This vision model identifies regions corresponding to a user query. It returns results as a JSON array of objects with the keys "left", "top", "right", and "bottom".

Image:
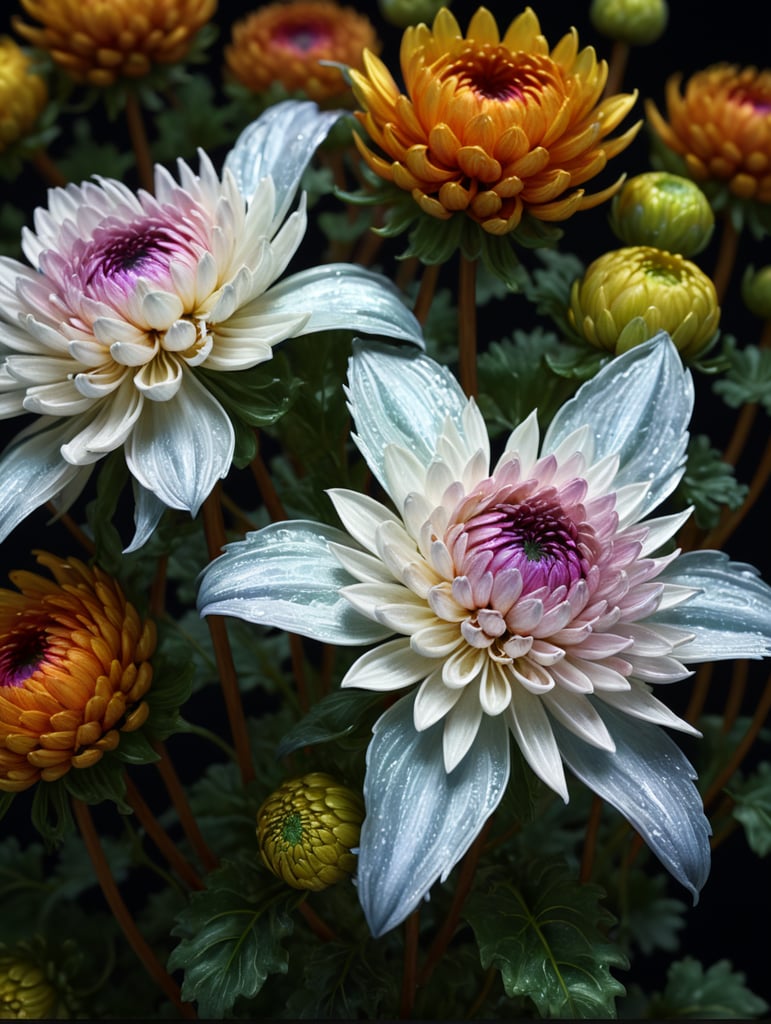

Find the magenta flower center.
[
  {"left": 273, "top": 19, "right": 332, "bottom": 55},
  {"left": 0, "top": 625, "right": 48, "bottom": 688}
]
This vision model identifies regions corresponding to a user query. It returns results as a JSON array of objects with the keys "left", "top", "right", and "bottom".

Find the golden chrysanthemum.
[
  {"left": 0, "top": 552, "right": 156, "bottom": 793},
  {"left": 646, "top": 64, "right": 771, "bottom": 204},
  {"left": 12, "top": 0, "right": 217, "bottom": 88},
  {"left": 257, "top": 772, "right": 364, "bottom": 891},
  {"left": 0, "top": 36, "right": 47, "bottom": 154},
  {"left": 225, "top": 1, "right": 379, "bottom": 104},
  {"left": 0, "top": 947, "right": 59, "bottom": 1020},
  {"left": 568, "top": 244, "right": 720, "bottom": 358},
  {"left": 350, "top": 6, "right": 641, "bottom": 236}
]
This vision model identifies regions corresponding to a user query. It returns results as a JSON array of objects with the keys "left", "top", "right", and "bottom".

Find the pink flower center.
[
  {"left": 0, "top": 625, "right": 48, "bottom": 688},
  {"left": 272, "top": 19, "right": 332, "bottom": 55}
]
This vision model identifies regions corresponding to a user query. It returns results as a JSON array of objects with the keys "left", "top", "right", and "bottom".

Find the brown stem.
[
  {"left": 45, "top": 504, "right": 96, "bottom": 555},
  {"left": 31, "top": 148, "right": 67, "bottom": 188},
  {"left": 579, "top": 795, "right": 604, "bottom": 884},
  {"left": 153, "top": 741, "right": 220, "bottom": 873},
  {"left": 395, "top": 255, "right": 420, "bottom": 293},
  {"left": 201, "top": 488, "right": 256, "bottom": 786},
  {"left": 417, "top": 816, "right": 493, "bottom": 987},
  {"left": 466, "top": 966, "right": 497, "bottom": 1018},
  {"left": 458, "top": 255, "right": 478, "bottom": 399},
  {"left": 684, "top": 662, "right": 714, "bottom": 725},
  {"left": 712, "top": 214, "right": 740, "bottom": 305},
  {"left": 703, "top": 669, "right": 771, "bottom": 809},
  {"left": 603, "top": 40, "right": 631, "bottom": 99},
  {"left": 352, "top": 222, "right": 385, "bottom": 268},
  {"left": 721, "top": 319, "right": 771, "bottom": 466},
  {"left": 124, "top": 775, "right": 204, "bottom": 890},
  {"left": 413, "top": 262, "right": 441, "bottom": 326},
  {"left": 125, "top": 91, "right": 155, "bottom": 194},
  {"left": 297, "top": 898, "right": 340, "bottom": 942},
  {"left": 701, "top": 433, "right": 771, "bottom": 550},
  {"left": 722, "top": 660, "right": 748, "bottom": 735},
  {"left": 250, "top": 436, "right": 287, "bottom": 522},
  {"left": 399, "top": 909, "right": 421, "bottom": 1020},
  {"left": 72, "top": 798, "right": 196, "bottom": 1018}
]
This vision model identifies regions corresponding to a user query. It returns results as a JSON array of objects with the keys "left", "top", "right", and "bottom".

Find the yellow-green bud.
[
  {"left": 610, "top": 172, "right": 714, "bottom": 256},
  {"left": 0, "top": 37, "right": 48, "bottom": 154},
  {"left": 257, "top": 772, "right": 364, "bottom": 891},
  {"left": 377, "top": 0, "right": 452, "bottom": 28},
  {"left": 741, "top": 265, "right": 771, "bottom": 320},
  {"left": 0, "top": 948, "right": 60, "bottom": 1020},
  {"left": 590, "top": 0, "right": 668, "bottom": 45},
  {"left": 569, "top": 245, "right": 720, "bottom": 358}
]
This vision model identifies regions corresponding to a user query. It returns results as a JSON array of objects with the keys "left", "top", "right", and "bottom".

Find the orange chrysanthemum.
[
  {"left": 350, "top": 6, "right": 641, "bottom": 236},
  {"left": 0, "top": 553, "right": 156, "bottom": 793},
  {"left": 646, "top": 64, "right": 771, "bottom": 204},
  {"left": 12, "top": 0, "right": 217, "bottom": 88},
  {"left": 225, "top": 1, "right": 379, "bottom": 104}
]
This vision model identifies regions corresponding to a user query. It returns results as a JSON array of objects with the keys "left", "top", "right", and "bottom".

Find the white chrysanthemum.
[
  {"left": 0, "top": 101, "right": 424, "bottom": 547},
  {"left": 198, "top": 334, "right": 771, "bottom": 937}
]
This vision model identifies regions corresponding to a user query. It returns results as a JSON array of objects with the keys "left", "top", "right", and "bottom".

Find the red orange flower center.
[
  {"left": 437, "top": 47, "right": 560, "bottom": 105},
  {"left": 272, "top": 19, "right": 332, "bottom": 55}
]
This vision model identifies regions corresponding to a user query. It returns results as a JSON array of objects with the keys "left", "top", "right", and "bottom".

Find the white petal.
[
  {"left": 596, "top": 680, "right": 700, "bottom": 736},
  {"left": 327, "top": 488, "right": 400, "bottom": 557},
  {"left": 342, "top": 636, "right": 434, "bottom": 692},
  {"left": 542, "top": 689, "right": 615, "bottom": 750},
  {"left": 506, "top": 689, "right": 568, "bottom": 801},
  {"left": 414, "top": 666, "right": 464, "bottom": 730},
  {"left": 443, "top": 684, "right": 485, "bottom": 772},
  {"left": 497, "top": 409, "right": 540, "bottom": 475}
]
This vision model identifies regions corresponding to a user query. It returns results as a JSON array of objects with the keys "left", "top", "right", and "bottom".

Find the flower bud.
[
  {"left": 377, "top": 0, "right": 451, "bottom": 28},
  {"left": 590, "top": 0, "right": 668, "bottom": 45},
  {"left": 741, "top": 265, "right": 771, "bottom": 320},
  {"left": 569, "top": 245, "right": 720, "bottom": 358},
  {"left": 257, "top": 773, "right": 364, "bottom": 891},
  {"left": 0, "top": 948, "right": 59, "bottom": 1019},
  {"left": 0, "top": 36, "right": 47, "bottom": 153},
  {"left": 610, "top": 172, "right": 714, "bottom": 256}
]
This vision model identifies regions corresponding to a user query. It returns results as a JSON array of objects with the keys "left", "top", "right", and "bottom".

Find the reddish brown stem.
[
  {"left": 250, "top": 436, "right": 287, "bottom": 522},
  {"left": 604, "top": 39, "right": 631, "bottom": 99},
  {"left": 712, "top": 214, "right": 740, "bottom": 305},
  {"left": 399, "top": 910, "right": 421, "bottom": 1020},
  {"left": 45, "top": 504, "right": 96, "bottom": 555},
  {"left": 702, "top": 433, "right": 771, "bottom": 550},
  {"left": 154, "top": 740, "right": 220, "bottom": 873},
  {"left": 125, "top": 91, "right": 155, "bottom": 194},
  {"left": 413, "top": 262, "right": 441, "bottom": 326},
  {"left": 297, "top": 899, "right": 339, "bottom": 942},
  {"left": 580, "top": 795, "right": 604, "bottom": 884},
  {"left": 684, "top": 662, "right": 714, "bottom": 725},
  {"left": 31, "top": 148, "right": 67, "bottom": 188},
  {"left": 125, "top": 775, "right": 204, "bottom": 890},
  {"left": 703, "top": 670, "right": 771, "bottom": 809},
  {"left": 72, "top": 798, "right": 196, "bottom": 1018}
]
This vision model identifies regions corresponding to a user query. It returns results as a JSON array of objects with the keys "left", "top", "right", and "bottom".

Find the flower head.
[
  {"left": 225, "top": 1, "right": 379, "bottom": 104},
  {"left": 0, "top": 944, "right": 59, "bottom": 1019},
  {"left": 0, "top": 36, "right": 48, "bottom": 155},
  {"left": 0, "top": 101, "right": 424, "bottom": 547},
  {"left": 589, "top": 0, "right": 668, "bottom": 47},
  {"left": 569, "top": 245, "right": 720, "bottom": 357},
  {"left": 742, "top": 264, "right": 771, "bottom": 320},
  {"left": 0, "top": 552, "right": 155, "bottom": 793},
  {"left": 12, "top": 0, "right": 217, "bottom": 88},
  {"left": 257, "top": 772, "right": 364, "bottom": 890},
  {"left": 350, "top": 6, "right": 640, "bottom": 238},
  {"left": 377, "top": 0, "right": 451, "bottom": 30},
  {"left": 200, "top": 334, "right": 771, "bottom": 935},
  {"left": 609, "top": 172, "right": 714, "bottom": 256}
]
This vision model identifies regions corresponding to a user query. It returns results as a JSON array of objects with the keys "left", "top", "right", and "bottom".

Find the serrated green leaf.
[
  {"left": 713, "top": 338, "right": 771, "bottom": 412},
  {"left": 678, "top": 434, "right": 749, "bottom": 529},
  {"left": 63, "top": 753, "right": 130, "bottom": 813},
  {"left": 276, "top": 690, "right": 384, "bottom": 759},
  {"left": 465, "top": 859, "right": 627, "bottom": 1019},
  {"left": 285, "top": 940, "right": 398, "bottom": 1019},
  {"left": 648, "top": 957, "right": 769, "bottom": 1019},
  {"left": 613, "top": 869, "right": 687, "bottom": 956},
  {"left": 730, "top": 761, "right": 771, "bottom": 856},
  {"left": 168, "top": 860, "right": 295, "bottom": 1017}
]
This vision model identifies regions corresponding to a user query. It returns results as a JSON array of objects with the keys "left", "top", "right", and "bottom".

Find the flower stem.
[
  {"left": 153, "top": 740, "right": 220, "bottom": 873},
  {"left": 250, "top": 434, "right": 287, "bottom": 521},
  {"left": 458, "top": 255, "right": 478, "bottom": 399},
  {"left": 297, "top": 898, "right": 340, "bottom": 942},
  {"left": 72, "top": 798, "right": 197, "bottom": 1019},
  {"left": 201, "top": 487, "right": 256, "bottom": 786},
  {"left": 579, "top": 795, "right": 604, "bottom": 883},
  {"left": 722, "top": 659, "right": 748, "bottom": 735},
  {"left": 702, "top": 432, "right": 771, "bottom": 550},
  {"left": 466, "top": 966, "right": 497, "bottom": 1018},
  {"left": 45, "top": 504, "right": 96, "bottom": 555},
  {"left": 124, "top": 774, "right": 205, "bottom": 890},
  {"left": 711, "top": 214, "right": 740, "bottom": 304},
  {"left": 722, "top": 319, "right": 771, "bottom": 466},
  {"left": 399, "top": 909, "right": 421, "bottom": 1020},
  {"left": 684, "top": 661, "right": 714, "bottom": 724},
  {"left": 703, "top": 669, "right": 771, "bottom": 809},
  {"left": 604, "top": 39, "right": 630, "bottom": 98},
  {"left": 413, "top": 262, "right": 441, "bottom": 325},
  {"left": 31, "top": 148, "right": 67, "bottom": 188},
  {"left": 125, "top": 90, "right": 155, "bottom": 194}
]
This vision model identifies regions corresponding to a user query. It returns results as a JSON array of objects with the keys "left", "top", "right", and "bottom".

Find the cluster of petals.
[
  {"left": 646, "top": 64, "right": 771, "bottom": 204},
  {"left": 0, "top": 552, "right": 156, "bottom": 792},
  {"left": 199, "top": 333, "right": 771, "bottom": 936},
  {"left": 13, "top": 0, "right": 216, "bottom": 88},
  {"left": 0, "top": 101, "right": 424, "bottom": 548},
  {"left": 350, "top": 6, "right": 640, "bottom": 234},
  {"left": 226, "top": 1, "right": 379, "bottom": 104}
]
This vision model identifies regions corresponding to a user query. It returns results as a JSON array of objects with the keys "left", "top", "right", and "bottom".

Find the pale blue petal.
[
  {"left": 123, "top": 480, "right": 166, "bottom": 554},
  {"left": 125, "top": 369, "right": 234, "bottom": 516},
  {"left": 197, "top": 521, "right": 393, "bottom": 645},
  {"left": 552, "top": 701, "right": 710, "bottom": 901},
  {"left": 347, "top": 340, "right": 467, "bottom": 494},
  {"left": 649, "top": 550, "right": 771, "bottom": 661},
  {"left": 223, "top": 100, "right": 344, "bottom": 223},
  {"left": 543, "top": 333, "right": 693, "bottom": 519},
  {"left": 357, "top": 692, "right": 510, "bottom": 937},
  {"left": 0, "top": 417, "right": 91, "bottom": 543},
  {"left": 258, "top": 265, "right": 424, "bottom": 348}
]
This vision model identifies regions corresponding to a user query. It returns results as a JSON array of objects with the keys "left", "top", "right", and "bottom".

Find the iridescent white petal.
[
  {"left": 506, "top": 689, "right": 569, "bottom": 801},
  {"left": 124, "top": 480, "right": 167, "bottom": 554},
  {"left": 197, "top": 521, "right": 391, "bottom": 644},
  {"left": 553, "top": 702, "right": 711, "bottom": 901},
  {"left": 341, "top": 637, "right": 434, "bottom": 692},
  {"left": 358, "top": 692, "right": 510, "bottom": 936}
]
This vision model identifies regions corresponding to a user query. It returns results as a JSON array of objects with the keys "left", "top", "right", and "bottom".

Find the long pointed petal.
[
  {"left": 552, "top": 701, "right": 711, "bottom": 901},
  {"left": 543, "top": 333, "right": 693, "bottom": 520},
  {"left": 358, "top": 692, "right": 510, "bottom": 937},
  {"left": 124, "top": 480, "right": 166, "bottom": 554},
  {"left": 197, "top": 521, "right": 393, "bottom": 645}
]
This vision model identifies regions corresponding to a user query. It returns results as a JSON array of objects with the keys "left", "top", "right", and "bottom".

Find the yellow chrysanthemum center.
[
  {"left": 13, "top": 0, "right": 217, "bottom": 87},
  {"left": 351, "top": 5, "right": 641, "bottom": 235},
  {"left": 569, "top": 245, "right": 720, "bottom": 357},
  {"left": 0, "top": 36, "right": 47, "bottom": 153},
  {"left": 225, "top": 1, "right": 379, "bottom": 104},
  {"left": 0, "top": 552, "right": 156, "bottom": 792},
  {"left": 646, "top": 63, "right": 771, "bottom": 203},
  {"left": 257, "top": 772, "right": 364, "bottom": 891}
]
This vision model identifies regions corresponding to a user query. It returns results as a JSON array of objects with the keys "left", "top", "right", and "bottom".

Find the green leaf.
[
  {"left": 276, "top": 690, "right": 384, "bottom": 759},
  {"left": 85, "top": 451, "right": 131, "bottom": 575},
  {"left": 647, "top": 957, "right": 769, "bottom": 1019},
  {"left": 186, "top": 760, "right": 266, "bottom": 861},
  {"left": 713, "top": 337, "right": 771, "bottom": 413},
  {"left": 464, "top": 859, "right": 627, "bottom": 1019},
  {"left": 168, "top": 860, "right": 295, "bottom": 1017},
  {"left": 678, "top": 434, "right": 748, "bottom": 529},
  {"left": 730, "top": 761, "right": 771, "bottom": 856},
  {"left": 284, "top": 939, "right": 398, "bottom": 1019},
  {"left": 613, "top": 869, "right": 687, "bottom": 956},
  {"left": 142, "top": 650, "right": 195, "bottom": 741}
]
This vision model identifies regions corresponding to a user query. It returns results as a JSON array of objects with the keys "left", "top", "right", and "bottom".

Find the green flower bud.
[
  {"left": 377, "top": 0, "right": 452, "bottom": 29},
  {"left": 589, "top": 0, "right": 668, "bottom": 45},
  {"left": 257, "top": 772, "right": 364, "bottom": 891},
  {"left": 610, "top": 172, "right": 715, "bottom": 256},
  {"left": 741, "top": 265, "right": 771, "bottom": 320},
  {"left": 0, "top": 37, "right": 48, "bottom": 154},
  {"left": 569, "top": 245, "right": 720, "bottom": 358},
  {"left": 0, "top": 946, "right": 60, "bottom": 1020}
]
